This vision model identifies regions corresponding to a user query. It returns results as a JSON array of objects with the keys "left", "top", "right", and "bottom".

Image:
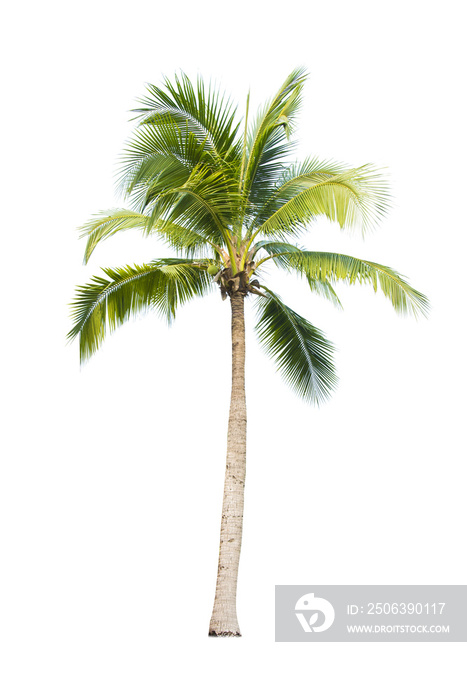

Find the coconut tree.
[{"left": 68, "top": 68, "right": 429, "bottom": 637}]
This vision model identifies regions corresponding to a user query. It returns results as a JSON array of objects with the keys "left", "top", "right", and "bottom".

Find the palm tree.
[{"left": 68, "top": 68, "right": 429, "bottom": 637}]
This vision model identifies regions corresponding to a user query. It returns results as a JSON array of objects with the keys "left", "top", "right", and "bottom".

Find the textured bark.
[{"left": 209, "top": 292, "right": 247, "bottom": 636}]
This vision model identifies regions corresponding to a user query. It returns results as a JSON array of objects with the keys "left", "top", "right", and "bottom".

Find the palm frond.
[
  {"left": 250, "top": 239, "right": 303, "bottom": 259},
  {"left": 251, "top": 159, "right": 391, "bottom": 238},
  {"left": 117, "top": 115, "right": 218, "bottom": 202},
  {"left": 248, "top": 241, "right": 342, "bottom": 308},
  {"left": 254, "top": 287, "right": 337, "bottom": 404},
  {"left": 80, "top": 209, "right": 153, "bottom": 263},
  {"left": 276, "top": 251, "right": 430, "bottom": 318},
  {"left": 242, "top": 68, "right": 308, "bottom": 206},
  {"left": 140, "top": 167, "right": 240, "bottom": 247},
  {"left": 80, "top": 209, "right": 221, "bottom": 262},
  {"left": 116, "top": 110, "right": 241, "bottom": 243},
  {"left": 131, "top": 72, "right": 242, "bottom": 164},
  {"left": 153, "top": 220, "right": 222, "bottom": 257},
  {"left": 306, "top": 278, "right": 343, "bottom": 309},
  {"left": 68, "top": 259, "right": 212, "bottom": 362}
]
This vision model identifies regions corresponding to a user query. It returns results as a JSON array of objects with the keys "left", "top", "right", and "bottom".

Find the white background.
[{"left": 1, "top": 0, "right": 465, "bottom": 697}]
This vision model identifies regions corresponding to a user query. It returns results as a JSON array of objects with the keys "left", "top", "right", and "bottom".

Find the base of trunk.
[{"left": 208, "top": 630, "right": 242, "bottom": 637}]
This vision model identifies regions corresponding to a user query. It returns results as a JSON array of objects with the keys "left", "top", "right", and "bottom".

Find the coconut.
[{"left": 207, "top": 265, "right": 220, "bottom": 276}]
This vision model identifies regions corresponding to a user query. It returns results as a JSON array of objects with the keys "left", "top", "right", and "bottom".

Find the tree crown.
[{"left": 69, "top": 69, "right": 429, "bottom": 403}]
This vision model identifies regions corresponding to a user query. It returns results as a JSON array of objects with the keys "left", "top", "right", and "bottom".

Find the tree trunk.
[{"left": 209, "top": 292, "right": 247, "bottom": 636}]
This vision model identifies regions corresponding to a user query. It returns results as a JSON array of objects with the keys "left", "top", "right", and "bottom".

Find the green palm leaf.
[
  {"left": 68, "top": 259, "right": 212, "bottom": 361},
  {"left": 132, "top": 72, "right": 242, "bottom": 163},
  {"left": 118, "top": 115, "right": 220, "bottom": 202},
  {"left": 250, "top": 241, "right": 343, "bottom": 308},
  {"left": 80, "top": 209, "right": 153, "bottom": 263},
  {"left": 306, "top": 277, "right": 343, "bottom": 309},
  {"left": 250, "top": 239, "right": 301, "bottom": 259},
  {"left": 242, "top": 68, "right": 307, "bottom": 205},
  {"left": 80, "top": 209, "right": 221, "bottom": 263},
  {"left": 251, "top": 160, "right": 391, "bottom": 238},
  {"left": 117, "top": 113, "right": 241, "bottom": 244},
  {"left": 276, "top": 251, "right": 430, "bottom": 318},
  {"left": 140, "top": 171, "right": 240, "bottom": 249},
  {"left": 254, "top": 287, "right": 338, "bottom": 404}
]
